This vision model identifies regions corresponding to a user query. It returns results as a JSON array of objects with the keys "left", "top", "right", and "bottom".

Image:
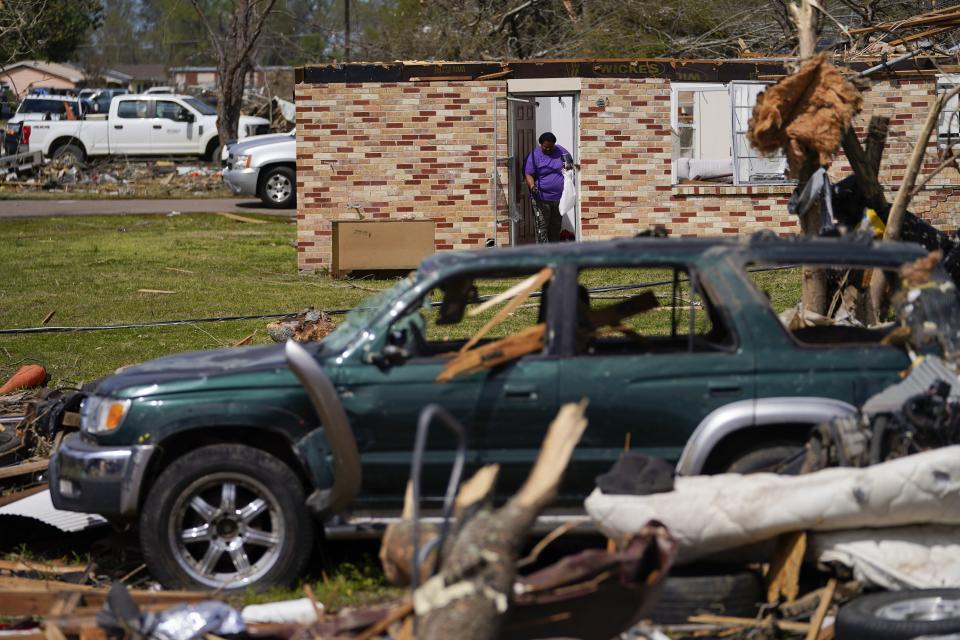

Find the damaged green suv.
[{"left": 50, "top": 235, "right": 929, "bottom": 590}]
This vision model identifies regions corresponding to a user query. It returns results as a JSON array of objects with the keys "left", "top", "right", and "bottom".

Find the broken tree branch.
[
  {"left": 416, "top": 401, "right": 588, "bottom": 639},
  {"left": 911, "top": 151, "right": 959, "bottom": 195},
  {"left": 868, "top": 82, "right": 960, "bottom": 317},
  {"left": 884, "top": 83, "right": 960, "bottom": 241}
]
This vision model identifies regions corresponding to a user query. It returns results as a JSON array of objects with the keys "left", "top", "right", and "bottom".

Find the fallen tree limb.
[{"left": 416, "top": 401, "right": 588, "bottom": 639}]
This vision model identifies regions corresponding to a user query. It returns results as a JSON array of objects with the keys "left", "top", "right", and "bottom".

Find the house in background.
[
  {"left": 0, "top": 60, "right": 85, "bottom": 98},
  {"left": 293, "top": 57, "right": 960, "bottom": 272},
  {"left": 170, "top": 65, "right": 294, "bottom": 98},
  {"left": 107, "top": 63, "right": 169, "bottom": 93}
]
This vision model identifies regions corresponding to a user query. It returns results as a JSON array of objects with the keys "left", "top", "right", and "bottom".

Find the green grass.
[
  {"left": 237, "top": 558, "right": 403, "bottom": 611},
  {"left": 0, "top": 215, "right": 806, "bottom": 388},
  {"left": 0, "top": 214, "right": 399, "bottom": 387}
]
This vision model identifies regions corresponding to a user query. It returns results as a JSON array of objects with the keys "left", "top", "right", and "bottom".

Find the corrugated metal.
[
  {"left": 0, "top": 489, "right": 106, "bottom": 532},
  {"left": 862, "top": 356, "right": 960, "bottom": 415}
]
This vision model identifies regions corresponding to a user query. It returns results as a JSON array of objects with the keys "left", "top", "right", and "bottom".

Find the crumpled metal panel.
[
  {"left": 862, "top": 355, "right": 960, "bottom": 416},
  {"left": 0, "top": 488, "right": 106, "bottom": 532}
]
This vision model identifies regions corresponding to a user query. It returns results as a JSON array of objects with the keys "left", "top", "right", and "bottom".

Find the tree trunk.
[{"left": 790, "top": 0, "right": 828, "bottom": 314}]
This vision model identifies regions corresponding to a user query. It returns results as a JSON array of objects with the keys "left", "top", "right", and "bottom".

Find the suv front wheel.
[
  {"left": 258, "top": 166, "right": 296, "bottom": 208},
  {"left": 140, "top": 443, "right": 313, "bottom": 591}
]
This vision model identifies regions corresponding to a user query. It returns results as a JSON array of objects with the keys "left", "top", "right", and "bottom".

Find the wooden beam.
[
  {"left": 864, "top": 116, "right": 890, "bottom": 177},
  {"left": 0, "top": 459, "right": 48, "bottom": 480},
  {"left": 805, "top": 578, "right": 838, "bottom": 640}
]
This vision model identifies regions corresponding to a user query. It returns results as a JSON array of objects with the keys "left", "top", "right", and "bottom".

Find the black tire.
[
  {"left": 258, "top": 166, "right": 296, "bottom": 209},
  {"left": 724, "top": 444, "right": 806, "bottom": 474},
  {"left": 205, "top": 138, "right": 222, "bottom": 163},
  {"left": 836, "top": 589, "right": 960, "bottom": 640},
  {"left": 51, "top": 143, "right": 84, "bottom": 166},
  {"left": 139, "top": 443, "right": 314, "bottom": 591},
  {"left": 649, "top": 568, "right": 764, "bottom": 624}
]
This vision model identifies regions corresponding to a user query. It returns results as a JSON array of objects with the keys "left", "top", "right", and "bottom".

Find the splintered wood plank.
[
  {"left": 217, "top": 212, "right": 268, "bottom": 224},
  {"left": 0, "top": 459, "right": 48, "bottom": 480},
  {"left": 460, "top": 268, "right": 553, "bottom": 353},
  {"left": 805, "top": 578, "right": 838, "bottom": 640},
  {"left": 767, "top": 531, "right": 807, "bottom": 603},
  {"left": 438, "top": 324, "right": 545, "bottom": 382}
]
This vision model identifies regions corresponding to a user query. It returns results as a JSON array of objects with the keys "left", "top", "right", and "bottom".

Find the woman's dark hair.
[{"left": 538, "top": 132, "right": 557, "bottom": 144}]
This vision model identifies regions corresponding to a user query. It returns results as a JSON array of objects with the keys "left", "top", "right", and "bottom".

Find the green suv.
[{"left": 50, "top": 235, "right": 928, "bottom": 590}]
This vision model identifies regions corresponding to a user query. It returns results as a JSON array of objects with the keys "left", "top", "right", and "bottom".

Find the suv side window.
[
  {"left": 390, "top": 269, "right": 552, "bottom": 359},
  {"left": 156, "top": 100, "right": 188, "bottom": 121},
  {"left": 746, "top": 261, "right": 903, "bottom": 346},
  {"left": 117, "top": 100, "right": 150, "bottom": 119},
  {"left": 576, "top": 266, "right": 734, "bottom": 355}
]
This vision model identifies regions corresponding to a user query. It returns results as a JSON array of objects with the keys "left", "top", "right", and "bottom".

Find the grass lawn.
[
  {"left": 0, "top": 213, "right": 401, "bottom": 388},
  {"left": 0, "top": 214, "right": 804, "bottom": 388}
]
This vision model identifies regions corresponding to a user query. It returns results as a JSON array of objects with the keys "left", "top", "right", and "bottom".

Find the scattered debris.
[
  {"left": 0, "top": 158, "right": 227, "bottom": 197},
  {"left": 748, "top": 52, "right": 863, "bottom": 175},
  {"left": 0, "top": 365, "right": 46, "bottom": 395},
  {"left": 266, "top": 308, "right": 336, "bottom": 343}
]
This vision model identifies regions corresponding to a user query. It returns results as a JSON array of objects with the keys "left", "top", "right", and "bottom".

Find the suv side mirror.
[{"left": 369, "top": 332, "right": 411, "bottom": 368}]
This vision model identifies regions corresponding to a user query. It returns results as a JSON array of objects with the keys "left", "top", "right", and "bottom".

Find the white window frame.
[
  {"left": 671, "top": 81, "right": 790, "bottom": 186},
  {"left": 937, "top": 74, "right": 959, "bottom": 152}
]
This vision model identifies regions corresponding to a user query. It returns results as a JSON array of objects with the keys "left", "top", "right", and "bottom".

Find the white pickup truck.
[{"left": 24, "top": 94, "right": 270, "bottom": 164}]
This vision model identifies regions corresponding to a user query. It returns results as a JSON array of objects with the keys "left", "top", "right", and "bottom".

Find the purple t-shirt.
[{"left": 524, "top": 144, "right": 570, "bottom": 202}]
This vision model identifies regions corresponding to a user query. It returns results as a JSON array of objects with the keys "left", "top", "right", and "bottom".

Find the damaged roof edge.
[{"left": 296, "top": 55, "right": 953, "bottom": 84}]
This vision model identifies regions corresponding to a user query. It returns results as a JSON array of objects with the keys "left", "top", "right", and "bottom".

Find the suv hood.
[
  {"left": 91, "top": 342, "right": 324, "bottom": 396},
  {"left": 229, "top": 131, "right": 295, "bottom": 155}
]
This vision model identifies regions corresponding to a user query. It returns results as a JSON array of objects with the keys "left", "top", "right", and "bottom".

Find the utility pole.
[{"left": 344, "top": 0, "right": 351, "bottom": 62}]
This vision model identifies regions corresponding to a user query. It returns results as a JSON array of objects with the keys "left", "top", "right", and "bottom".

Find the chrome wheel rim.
[
  {"left": 266, "top": 174, "right": 292, "bottom": 203},
  {"left": 169, "top": 472, "right": 284, "bottom": 588},
  {"left": 876, "top": 597, "right": 960, "bottom": 622}
]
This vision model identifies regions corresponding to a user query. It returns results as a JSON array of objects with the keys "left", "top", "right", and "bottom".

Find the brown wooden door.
[{"left": 511, "top": 99, "right": 537, "bottom": 245}]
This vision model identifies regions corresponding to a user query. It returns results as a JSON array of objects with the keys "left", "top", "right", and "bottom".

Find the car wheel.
[
  {"left": 259, "top": 166, "right": 296, "bottom": 209},
  {"left": 836, "top": 589, "right": 960, "bottom": 640},
  {"left": 724, "top": 444, "right": 806, "bottom": 474},
  {"left": 52, "top": 143, "right": 84, "bottom": 166},
  {"left": 648, "top": 568, "right": 764, "bottom": 624},
  {"left": 139, "top": 443, "right": 313, "bottom": 591}
]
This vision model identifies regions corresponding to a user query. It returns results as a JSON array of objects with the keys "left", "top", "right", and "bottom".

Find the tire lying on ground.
[
  {"left": 139, "top": 443, "right": 314, "bottom": 591},
  {"left": 836, "top": 589, "right": 960, "bottom": 640},
  {"left": 648, "top": 567, "right": 765, "bottom": 624}
]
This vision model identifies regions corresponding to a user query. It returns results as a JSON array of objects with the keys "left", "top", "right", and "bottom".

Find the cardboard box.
[{"left": 331, "top": 220, "right": 436, "bottom": 276}]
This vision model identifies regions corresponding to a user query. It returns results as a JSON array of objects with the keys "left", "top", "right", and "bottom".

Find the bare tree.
[{"left": 189, "top": 0, "right": 279, "bottom": 150}]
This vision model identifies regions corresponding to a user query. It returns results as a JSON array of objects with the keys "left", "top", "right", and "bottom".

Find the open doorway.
[{"left": 507, "top": 91, "right": 579, "bottom": 245}]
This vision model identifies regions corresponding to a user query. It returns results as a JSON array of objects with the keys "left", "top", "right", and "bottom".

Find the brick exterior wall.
[{"left": 296, "top": 74, "right": 959, "bottom": 272}]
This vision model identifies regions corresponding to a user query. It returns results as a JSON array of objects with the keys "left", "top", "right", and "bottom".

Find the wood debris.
[{"left": 266, "top": 308, "right": 336, "bottom": 343}]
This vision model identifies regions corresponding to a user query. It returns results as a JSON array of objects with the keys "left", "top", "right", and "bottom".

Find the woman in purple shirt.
[{"left": 524, "top": 131, "right": 573, "bottom": 243}]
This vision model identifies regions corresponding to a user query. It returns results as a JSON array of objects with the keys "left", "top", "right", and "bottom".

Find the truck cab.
[{"left": 27, "top": 93, "right": 270, "bottom": 163}]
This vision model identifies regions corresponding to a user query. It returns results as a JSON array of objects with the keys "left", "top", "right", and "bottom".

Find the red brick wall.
[{"left": 296, "top": 75, "right": 958, "bottom": 271}]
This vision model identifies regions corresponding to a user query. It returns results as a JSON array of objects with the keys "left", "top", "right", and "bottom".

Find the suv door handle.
[
  {"left": 152, "top": 124, "right": 162, "bottom": 129},
  {"left": 505, "top": 386, "right": 539, "bottom": 401},
  {"left": 113, "top": 125, "right": 123, "bottom": 129},
  {"left": 708, "top": 382, "right": 741, "bottom": 396}
]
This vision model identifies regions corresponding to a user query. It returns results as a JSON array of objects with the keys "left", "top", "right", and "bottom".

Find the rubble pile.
[{"left": 0, "top": 158, "right": 228, "bottom": 197}]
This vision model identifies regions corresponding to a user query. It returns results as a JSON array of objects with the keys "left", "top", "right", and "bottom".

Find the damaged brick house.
[{"left": 294, "top": 58, "right": 959, "bottom": 272}]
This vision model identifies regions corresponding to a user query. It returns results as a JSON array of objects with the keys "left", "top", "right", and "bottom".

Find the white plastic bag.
[{"left": 559, "top": 168, "right": 577, "bottom": 236}]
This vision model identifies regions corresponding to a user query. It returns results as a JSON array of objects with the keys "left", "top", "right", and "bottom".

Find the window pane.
[
  {"left": 117, "top": 100, "right": 148, "bottom": 119},
  {"left": 156, "top": 101, "right": 183, "bottom": 120},
  {"left": 730, "top": 82, "right": 789, "bottom": 184},
  {"left": 576, "top": 267, "right": 732, "bottom": 354},
  {"left": 745, "top": 262, "right": 904, "bottom": 346}
]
